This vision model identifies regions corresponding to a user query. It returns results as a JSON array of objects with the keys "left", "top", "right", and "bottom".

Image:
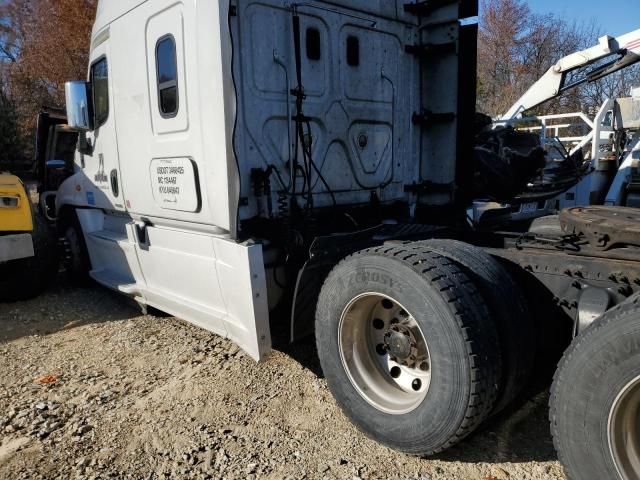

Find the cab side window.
[
  {"left": 91, "top": 57, "right": 109, "bottom": 128},
  {"left": 156, "top": 35, "right": 179, "bottom": 117}
]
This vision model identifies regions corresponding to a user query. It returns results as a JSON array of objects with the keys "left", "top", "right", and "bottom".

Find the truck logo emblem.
[{"left": 94, "top": 154, "right": 108, "bottom": 183}]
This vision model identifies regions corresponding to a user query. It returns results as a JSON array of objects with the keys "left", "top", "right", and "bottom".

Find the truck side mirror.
[{"left": 65, "top": 81, "right": 94, "bottom": 132}]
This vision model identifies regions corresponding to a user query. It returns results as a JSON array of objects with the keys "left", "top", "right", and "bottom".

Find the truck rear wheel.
[
  {"left": 551, "top": 300, "right": 640, "bottom": 480},
  {"left": 411, "top": 239, "right": 535, "bottom": 413},
  {"left": 315, "top": 245, "right": 502, "bottom": 455}
]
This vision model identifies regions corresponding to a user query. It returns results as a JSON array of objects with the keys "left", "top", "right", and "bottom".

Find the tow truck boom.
[{"left": 501, "top": 28, "right": 640, "bottom": 121}]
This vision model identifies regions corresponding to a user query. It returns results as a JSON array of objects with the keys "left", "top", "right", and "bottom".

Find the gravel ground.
[{"left": 0, "top": 279, "right": 567, "bottom": 480}]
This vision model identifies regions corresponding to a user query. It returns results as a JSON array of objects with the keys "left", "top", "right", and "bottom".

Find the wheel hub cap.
[
  {"left": 385, "top": 328, "right": 412, "bottom": 360},
  {"left": 338, "top": 293, "right": 431, "bottom": 415}
]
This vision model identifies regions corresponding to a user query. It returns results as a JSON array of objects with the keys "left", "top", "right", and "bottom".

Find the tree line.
[
  {"left": 478, "top": 0, "right": 639, "bottom": 117},
  {"left": 0, "top": 0, "right": 637, "bottom": 170},
  {"left": 0, "top": 0, "right": 96, "bottom": 169}
]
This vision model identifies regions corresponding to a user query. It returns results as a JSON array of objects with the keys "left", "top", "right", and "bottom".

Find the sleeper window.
[
  {"left": 347, "top": 36, "right": 360, "bottom": 66},
  {"left": 91, "top": 57, "right": 109, "bottom": 128},
  {"left": 306, "top": 27, "right": 321, "bottom": 61},
  {"left": 156, "top": 35, "right": 179, "bottom": 117}
]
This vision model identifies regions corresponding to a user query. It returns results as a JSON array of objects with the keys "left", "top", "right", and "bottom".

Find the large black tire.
[
  {"left": 315, "top": 244, "right": 502, "bottom": 455},
  {"left": 412, "top": 239, "right": 535, "bottom": 413},
  {"left": 551, "top": 299, "right": 640, "bottom": 480},
  {"left": 0, "top": 214, "right": 59, "bottom": 302},
  {"left": 61, "top": 213, "right": 91, "bottom": 284},
  {"left": 497, "top": 257, "right": 573, "bottom": 385}
]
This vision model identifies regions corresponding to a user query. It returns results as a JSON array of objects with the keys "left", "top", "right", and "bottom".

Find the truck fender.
[
  {"left": 55, "top": 172, "right": 91, "bottom": 214},
  {"left": 289, "top": 226, "right": 385, "bottom": 342},
  {"left": 289, "top": 224, "right": 445, "bottom": 342}
]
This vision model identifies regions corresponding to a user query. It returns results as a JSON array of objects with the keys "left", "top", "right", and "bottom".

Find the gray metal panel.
[
  {"left": 232, "top": 0, "right": 421, "bottom": 219},
  {"left": 415, "top": 2, "right": 464, "bottom": 206},
  {"left": 0, "top": 234, "right": 34, "bottom": 262},
  {"left": 618, "top": 97, "right": 640, "bottom": 130}
]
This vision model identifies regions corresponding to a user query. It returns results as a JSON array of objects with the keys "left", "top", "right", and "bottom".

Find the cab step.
[
  {"left": 90, "top": 268, "right": 141, "bottom": 296},
  {"left": 85, "top": 228, "right": 141, "bottom": 294}
]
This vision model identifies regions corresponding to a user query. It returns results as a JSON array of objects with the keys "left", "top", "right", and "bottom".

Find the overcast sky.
[{"left": 523, "top": 0, "right": 639, "bottom": 37}]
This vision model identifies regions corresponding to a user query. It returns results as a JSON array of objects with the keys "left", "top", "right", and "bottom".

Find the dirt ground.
[{"left": 0, "top": 280, "right": 567, "bottom": 480}]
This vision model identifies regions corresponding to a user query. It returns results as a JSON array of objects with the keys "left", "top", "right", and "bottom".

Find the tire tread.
[
  {"left": 550, "top": 297, "right": 640, "bottom": 480},
  {"left": 319, "top": 244, "right": 502, "bottom": 455}
]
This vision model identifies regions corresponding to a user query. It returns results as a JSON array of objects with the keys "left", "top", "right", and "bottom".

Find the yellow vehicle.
[{"left": 0, "top": 173, "right": 58, "bottom": 301}]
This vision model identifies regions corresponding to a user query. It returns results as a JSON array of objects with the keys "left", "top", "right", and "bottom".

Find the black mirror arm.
[{"left": 78, "top": 133, "right": 93, "bottom": 156}]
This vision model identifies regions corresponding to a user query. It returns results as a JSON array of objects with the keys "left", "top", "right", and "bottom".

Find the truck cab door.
[
  {"left": 101, "top": 1, "right": 270, "bottom": 361},
  {"left": 82, "top": 41, "right": 124, "bottom": 211}
]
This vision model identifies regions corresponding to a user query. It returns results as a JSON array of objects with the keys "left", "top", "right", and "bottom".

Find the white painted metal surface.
[
  {"left": 513, "top": 111, "right": 594, "bottom": 155},
  {"left": 605, "top": 137, "right": 640, "bottom": 206},
  {"left": 231, "top": 0, "right": 422, "bottom": 214}
]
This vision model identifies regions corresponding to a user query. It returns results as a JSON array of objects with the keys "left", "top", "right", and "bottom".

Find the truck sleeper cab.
[{"left": 59, "top": 0, "right": 475, "bottom": 360}]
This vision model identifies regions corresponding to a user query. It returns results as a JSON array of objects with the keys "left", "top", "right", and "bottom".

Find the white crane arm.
[{"left": 500, "top": 28, "right": 640, "bottom": 121}]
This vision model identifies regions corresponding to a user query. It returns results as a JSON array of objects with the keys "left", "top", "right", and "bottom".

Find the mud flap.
[
  {"left": 214, "top": 240, "right": 272, "bottom": 361},
  {"left": 136, "top": 236, "right": 273, "bottom": 362}
]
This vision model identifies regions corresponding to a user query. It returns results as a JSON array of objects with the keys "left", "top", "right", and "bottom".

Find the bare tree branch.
[{"left": 478, "top": 0, "right": 636, "bottom": 118}]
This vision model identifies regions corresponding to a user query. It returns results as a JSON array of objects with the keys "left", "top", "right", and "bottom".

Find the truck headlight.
[{"left": 0, "top": 196, "right": 19, "bottom": 208}]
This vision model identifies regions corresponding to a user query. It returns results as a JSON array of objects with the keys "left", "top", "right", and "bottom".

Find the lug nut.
[{"left": 381, "top": 299, "right": 394, "bottom": 310}]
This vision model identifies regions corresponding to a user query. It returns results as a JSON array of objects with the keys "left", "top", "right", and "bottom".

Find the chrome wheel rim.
[
  {"left": 609, "top": 374, "right": 640, "bottom": 480},
  {"left": 338, "top": 292, "right": 431, "bottom": 415}
]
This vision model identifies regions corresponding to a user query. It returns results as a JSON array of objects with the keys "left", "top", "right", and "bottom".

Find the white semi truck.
[{"left": 47, "top": 1, "right": 640, "bottom": 478}]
